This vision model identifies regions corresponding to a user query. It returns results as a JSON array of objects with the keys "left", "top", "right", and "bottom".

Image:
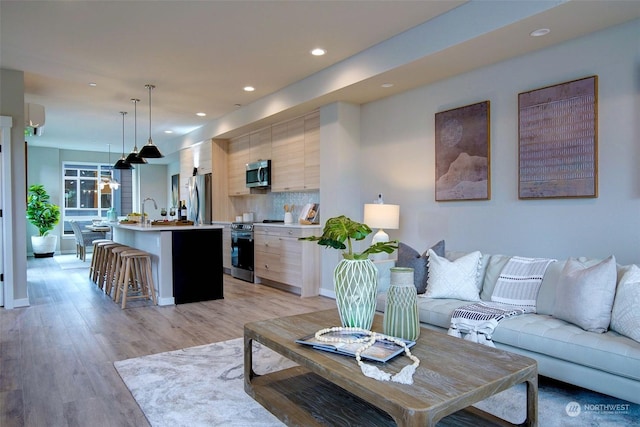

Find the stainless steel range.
[{"left": 230, "top": 222, "right": 254, "bottom": 282}]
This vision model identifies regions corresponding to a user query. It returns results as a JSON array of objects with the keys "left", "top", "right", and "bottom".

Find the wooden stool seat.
[
  {"left": 114, "top": 250, "right": 157, "bottom": 309},
  {"left": 93, "top": 242, "right": 124, "bottom": 287},
  {"left": 103, "top": 245, "right": 134, "bottom": 298},
  {"left": 88, "top": 239, "right": 112, "bottom": 282}
]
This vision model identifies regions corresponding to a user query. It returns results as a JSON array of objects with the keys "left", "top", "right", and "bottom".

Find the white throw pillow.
[
  {"left": 490, "top": 256, "right": 556, "bottom": 313},
  {"left": 610, "top": 264, "right": 640, "bottom": 343},
  {"left": 553, "top": 256, "right": 617, "bottom": 333},
  {"left": 425, "top": 250, "right": 481, "bottom": 301}
]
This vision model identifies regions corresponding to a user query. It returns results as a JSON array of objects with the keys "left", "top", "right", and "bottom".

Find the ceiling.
[{"left": 2, "top": 1, "right": 639, "bottom": 162}]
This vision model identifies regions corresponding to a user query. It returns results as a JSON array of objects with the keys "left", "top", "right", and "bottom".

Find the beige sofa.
[{"left": 375, "top": 249, "right": 640, "bottom": 405}]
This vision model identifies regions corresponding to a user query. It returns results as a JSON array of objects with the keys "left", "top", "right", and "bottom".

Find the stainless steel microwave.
[{"left": 246, "top": 159, "right": 271, "bottom": 188}]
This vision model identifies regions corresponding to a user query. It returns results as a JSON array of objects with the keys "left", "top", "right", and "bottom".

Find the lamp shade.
[
  {"left": 126, "top": 150, "right": 147, "bottom": 164},
  {"left": 113, "top": 158, "right": 133, "bottom": 170},
  {"left": 364, "top": 204, "right": 400, "bottom": 230},
  {"left": 138, "top": 142, "right": 163, "bottom": 159}
]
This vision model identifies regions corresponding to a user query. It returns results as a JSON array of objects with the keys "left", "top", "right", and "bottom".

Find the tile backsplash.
[{"left": 230, "top": 190, "right": 320, "bottom": 222}]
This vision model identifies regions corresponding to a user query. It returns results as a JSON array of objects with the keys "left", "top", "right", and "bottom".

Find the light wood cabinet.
[
  {"left": 253, "top": 225, "right": 320, "bottom": 297},
  {"left": 304, "top": 110, "right": 320, "bottom": 190},
  {"left": 271, "top": 117, "right": 305, "bottom": 192},
  {"left": 249, "top": 126, "right": 272, "bottom": 162},
  {"left": 227, "top": 110, "right": 319, "bottom": 194},
  {"left": 228, "top": 134, "right": 250, "bottom": 196},
  {"left": 271, "top": 111, "right": 320, "bottom": 192}
]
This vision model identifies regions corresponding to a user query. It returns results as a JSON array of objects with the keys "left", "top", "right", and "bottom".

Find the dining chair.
[{"left": 69, "top": 220, "right": 105, "bottom": 261}]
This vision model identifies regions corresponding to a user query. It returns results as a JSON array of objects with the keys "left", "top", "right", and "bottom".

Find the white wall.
[
  {"left": 138, "top": 164, "right": 169, "bottom": 218},
  {"left": 358, "top": 20, "right": 640, "bottom": 265}
]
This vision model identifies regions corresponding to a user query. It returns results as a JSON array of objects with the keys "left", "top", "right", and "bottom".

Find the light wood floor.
[{"left": 0, "top": 256, "right": 336, "bottom": 427}]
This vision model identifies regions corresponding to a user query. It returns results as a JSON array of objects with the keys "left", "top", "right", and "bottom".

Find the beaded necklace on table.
[{"left": 314, "top": 326, "right": 420, "bottom": 385}]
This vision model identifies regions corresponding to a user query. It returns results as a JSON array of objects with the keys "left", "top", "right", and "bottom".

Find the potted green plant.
[
  {"left": 300, "top": 215, "right": 398, "bottom": 329},
  {"left": 299, "top": 215, "right": 398, "bottom": 259},
  {"left": 27, "top": 184, "right": 61, "bottom": 257}
]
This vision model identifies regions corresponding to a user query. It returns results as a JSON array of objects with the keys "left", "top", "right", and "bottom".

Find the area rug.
[
  {"left": 114, "top": 338, "right": 639, "bottom": 427},
  {"left": 54, "top": 253, "right": 92, "bottom": 269}
]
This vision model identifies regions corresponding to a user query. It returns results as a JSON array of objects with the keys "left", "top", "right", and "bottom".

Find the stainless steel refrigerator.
[{"left": 187, "top": 173, "right": 212, "bottom": 224}]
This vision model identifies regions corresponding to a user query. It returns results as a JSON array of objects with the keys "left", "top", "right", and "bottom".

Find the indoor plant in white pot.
[
  {"left": 300, "top": 215, "right": 397, "bottom": 330},
  {"left": 27, "top": 184, "right": 61, "bottom": 257}
]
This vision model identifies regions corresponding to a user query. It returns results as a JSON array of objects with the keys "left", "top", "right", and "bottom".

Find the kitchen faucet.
[{"left": 141, "top": 197, "right": 157, "bottom": 226}]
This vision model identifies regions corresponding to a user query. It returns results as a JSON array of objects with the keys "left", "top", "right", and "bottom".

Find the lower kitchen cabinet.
[
  {"left": 215, "top": 222, "right": 232, "bottom": 272},
  {"left": 172, "top": 229, "right": 223, "bottom": 304},
  {"left": 253, "top": 225, "right": 320, "bottom": 297}
]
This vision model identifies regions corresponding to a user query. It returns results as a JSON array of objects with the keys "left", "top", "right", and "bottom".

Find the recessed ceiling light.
[
  {"left": 164, "top": 130, "right": 173, "bottom": 134},
  {"left": 311, "top": 48, "right": 326, "bottom": 56},
  {"left": 381, "top": 83, "right": 394, "bottom": 88},
  {"left": 88, "top": 82, "right": 97, "bottom": 87},
  {"left": 530, "top": 28, "right": 550, "bottom": 37},
  {"left": 243, "top": 86, "right": 255, "bottom": 92},
  {"left": 196, "top": 112, "right": 206, "bottom": 117}
]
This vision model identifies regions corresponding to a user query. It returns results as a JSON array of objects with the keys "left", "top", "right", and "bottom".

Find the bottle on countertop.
[{"left": 180, "top": 200, "right": 187, "bottom": 221}]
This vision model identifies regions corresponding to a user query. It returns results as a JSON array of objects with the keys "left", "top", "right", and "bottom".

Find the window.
[{"left": 62, "top": 162, "right": 115, "bottom": 236}]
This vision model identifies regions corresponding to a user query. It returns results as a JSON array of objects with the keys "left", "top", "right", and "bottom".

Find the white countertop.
[
  {"left": 253, "top": 222, "right": 321, "bottom": 229},
  {"left": 112, "top": 222, "right": 225, "bottom": 232},
  {"left": 212, "top": 220, "right": 321, "bottom": 229}
]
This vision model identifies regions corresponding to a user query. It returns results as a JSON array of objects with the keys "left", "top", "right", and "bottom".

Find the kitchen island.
[{"left": 111, "top": 223, "right": 224, "bottom": 305}]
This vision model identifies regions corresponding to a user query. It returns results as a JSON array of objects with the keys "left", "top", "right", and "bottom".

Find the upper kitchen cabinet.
[
  {"left": 249, "top": 126, "right": 272, "bottom": 162},
  {"left": 304, "top": 110, "right": 320, "bottom": 190},
  {"left": 271, "top": 111, "right": 320, "bottom": 192},
  {"left": 271, "top": 117, "right": 305, "bottom": 192},
  {"left": 228, "top": 134, "right": 250, "bottom": 196}
]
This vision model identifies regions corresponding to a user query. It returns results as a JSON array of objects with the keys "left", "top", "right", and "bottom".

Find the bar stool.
[
  {"left": 103, "top": 245, "right": 132, "bottom": 298},
  {"left": 115, "top": 250, "right": 157, "bottom": 309},
  {"left": 93, "top": 242, "right": 124, "bottom": 288},
  {"left": 88, "top": 239, "right": 112, "bottom": 282}
]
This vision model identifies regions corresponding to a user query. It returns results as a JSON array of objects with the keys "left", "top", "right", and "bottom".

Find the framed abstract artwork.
[
  {"left": 518, "top": 76, "right": 598, "bottom": 199},
  {"left": 435, "top": 100, "right": 490, "bottom": 201}
]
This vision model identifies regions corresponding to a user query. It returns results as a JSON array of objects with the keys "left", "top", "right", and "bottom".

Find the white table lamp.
[{"left": 364, "top": 203, "right": 400, "bottom": 245}]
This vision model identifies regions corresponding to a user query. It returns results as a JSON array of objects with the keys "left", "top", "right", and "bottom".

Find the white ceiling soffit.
[{"left": 2, "top": 0, "right": 638, "bottom": 159}]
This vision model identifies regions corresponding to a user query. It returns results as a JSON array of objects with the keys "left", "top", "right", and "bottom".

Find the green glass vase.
[
  {"left": 333, "top": 258, "right": 379, "bottom": 330},
  {"left": 383, "top": 267, "right": 420, "bottom": 341}
]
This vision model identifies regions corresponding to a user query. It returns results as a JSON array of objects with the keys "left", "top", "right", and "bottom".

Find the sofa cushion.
[
  {"left": 490, "top": 257, "right": 556, "bottom": 312},
  {"left": 491, "top": 314, "right": 640, "bottom": 382},
  {"left": 535, "top": 260, "right": 566, "bottom": 316},
  {"left": 610, "top": 264, "right": 640, "bottom": 343},
  {"left": 425, "top": 250, "right": 481, "bottom": 301},
  {"left": 479, "top": 254, "right": 511, "bottom": 301},
  {"left": 396, "top": 240, "right": 445, "bottom": 294},
  {"left": 553, "top": 256, "right": 617, "bottom": 333}
]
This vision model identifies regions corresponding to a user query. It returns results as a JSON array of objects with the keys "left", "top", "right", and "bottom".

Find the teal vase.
[
  {"left": 333, "top": 258, "right": 379, "bottom": 330},
  {"left": 383, "top": 267, "right": 420, "bottom": 341}
]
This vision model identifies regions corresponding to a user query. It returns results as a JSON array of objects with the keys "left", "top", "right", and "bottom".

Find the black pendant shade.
[
  {"left": 126, "top": 150, "right": 147, "bottom": 164},
  {"left": 114, "top": 157, "right": 133, "bottom": 170},
  {"left": 138, "top": 142, "right": 164, "bottom": 159},
  {"left": 126, "top": 98, "right": 147, "bottom": 164},
  {"left": 138, "top": 84, "right": 164, "bottom": 159},
  {"left": 114, "top": 111, "right": 133, "bottom": 170}
]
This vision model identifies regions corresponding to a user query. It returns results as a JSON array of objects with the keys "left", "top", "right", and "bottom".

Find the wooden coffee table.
[{"left": 244, "top": 309, "right": 537, "bottom": 426}]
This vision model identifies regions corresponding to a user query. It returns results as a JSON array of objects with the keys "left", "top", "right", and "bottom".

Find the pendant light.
[
  {"left": 100, "top": 144, "right": 120, "bottom": 190},
  {"left": 114, "top": 111, "right": 134, "bottom": 170},
  {"left": 138, "top": 83, "right": 164, "bottom": 159},
  {"left": 125, "top": 98, "right": 147, "bottom": 164}
]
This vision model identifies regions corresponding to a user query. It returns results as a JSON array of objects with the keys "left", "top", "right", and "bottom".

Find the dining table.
[{"left": 85, "top": 224, "right": 112, "bottom": 232}]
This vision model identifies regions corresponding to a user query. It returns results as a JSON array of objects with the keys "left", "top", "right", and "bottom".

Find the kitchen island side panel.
[{"left": 172, "top": 229, "right": 223, "bottom": 304}]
